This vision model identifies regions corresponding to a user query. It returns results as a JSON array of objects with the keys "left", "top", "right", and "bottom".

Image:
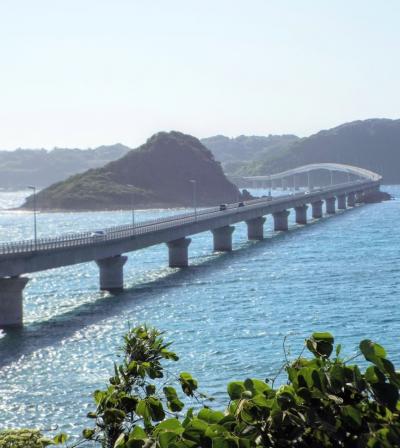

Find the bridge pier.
[
  {"left": 295, "top": 205, "right": 308, "bottom": 225},
  {"left": 96, "top": 255, "right": 128, "bottom": 293},
  {"left": 337, "top": 195, "right": 346, "bottom": 210},
  {"left": 273, "top": 210, "right": 290, "bottom": 231},
  {"left": 311, "top": 200, "right": 323, "bottom": 219},
  {"left": 355, "top": 191, "right": 364, "bottom": 204},
  {"left": 246, "top": 217, "right": 266, "bottom": 240},
  {"left": 326, "top": 197, "right": 336, "bottom": 214},
  {"left": 167, "top": 237, "right": 191, "bottom": 267},
  {"left": 0, "top": 277, "right": 29, "bottom": 328},
  {"left": 347, "top": 192, "right": 356, "bottom": 207},
  {"left": 212, "top": 226, "right": 234, "bottom": 251}
]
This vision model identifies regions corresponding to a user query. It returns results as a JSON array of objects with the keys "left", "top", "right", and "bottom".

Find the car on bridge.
[{"left": 90, "top": 230, "right": 107, "bottom": 238}]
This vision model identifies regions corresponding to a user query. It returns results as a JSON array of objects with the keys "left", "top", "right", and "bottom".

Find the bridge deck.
[{"left": 0, "top": 179, "right": 378, "bottom": 278}]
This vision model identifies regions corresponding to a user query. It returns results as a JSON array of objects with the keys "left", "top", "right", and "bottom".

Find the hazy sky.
[{"left": 0, "top": 0, "right": 399, "bottom": 150}]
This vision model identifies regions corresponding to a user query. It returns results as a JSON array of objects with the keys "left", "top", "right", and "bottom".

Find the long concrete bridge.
[{"left": 0, "top": 164, "right": 382, "bottom": 327}]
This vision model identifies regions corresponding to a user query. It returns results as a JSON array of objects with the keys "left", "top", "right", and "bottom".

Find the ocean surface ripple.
[{"left": 0, "top": 187, "right": 399, "bottom": 440}]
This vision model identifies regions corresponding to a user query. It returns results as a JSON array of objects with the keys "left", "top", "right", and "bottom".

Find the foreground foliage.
[
  {"left": 79, "top": 327, "right": 400, "bottom": 448},
  {"left": 0, "top": 429, "right": 56, "bottom": 447}
]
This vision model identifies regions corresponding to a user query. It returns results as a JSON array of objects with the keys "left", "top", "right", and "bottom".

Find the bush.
[
  {"left": 0, "top": 429, "right": 52, "bottom": 447},
  {"left": 81, "top": 327, "right": 400, "bottom": 447}
]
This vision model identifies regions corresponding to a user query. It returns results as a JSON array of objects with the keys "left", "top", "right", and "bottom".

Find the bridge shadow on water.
[{"left": 0, "top": 206, "right": 363, "bottom": 369}]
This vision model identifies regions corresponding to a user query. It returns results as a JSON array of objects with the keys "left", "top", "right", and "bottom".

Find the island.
[{"left": 21, "top": 132, "right": 243, "bottom": 211}]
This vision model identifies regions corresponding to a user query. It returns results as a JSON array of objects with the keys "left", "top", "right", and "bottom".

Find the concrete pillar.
[
  {"left": 246, "top": 217, "right": 266, "bottom": 240},
  {"left": 326, "top": 197, "right": 336, "bottom": 214},
  {"left": 212, "top": 225, "right": 235, "bottom": 251},
  {"left": 347, "top": 192, "right": 356, "bottom": 207},
  {"left": 273, "top": 210, "right": 290, "bottom": 231},
  {"left": 295, "top": 205, "right": 308, "bottom": 225},
  {"left": 96, "top": 255, "right": 128, "bottom": 292},
  {"left": 355, "top": 191, "right": 364, "bottom": 204},
  {"left": 337, "top": 195, "right": 346, "bottom": 210},
  {"left": 0, "top": 277, "right": 29, "bottom": 328},
  {"left": 311, "top": 200, "right": 323, "bottom": 219},
  {"left": 167, "top": 237, "right": 191, "bottom": 267}
]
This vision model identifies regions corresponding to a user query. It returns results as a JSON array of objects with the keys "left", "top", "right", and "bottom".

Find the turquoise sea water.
[{"left": 0, "top": 187, "right": 399, "bottom": 440}]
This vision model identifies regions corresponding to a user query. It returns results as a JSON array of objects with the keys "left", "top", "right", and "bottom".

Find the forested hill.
[
  {"left": 237, "top": 119, "right": 400, "bottom": 183},
  {"left": 201, "top": 134, "right": 299, "bottom": 173},
  {"left": 22, "top": 131, "right": 241, "bottom": 211},
  {"left": 0, "top": 144, "right": 131, "bottom": 188}
]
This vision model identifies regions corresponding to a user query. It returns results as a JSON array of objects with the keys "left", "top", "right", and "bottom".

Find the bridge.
[
  {"left": 0, "top": 164, "right": 382, "bottom": 328},
  {"left": 229, "top": 163, "right": 381, "bottom": 189}
]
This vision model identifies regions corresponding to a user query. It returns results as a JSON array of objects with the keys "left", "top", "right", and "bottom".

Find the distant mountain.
[
  {"left": 22, "top": 131, "right": 241, "bottom": 211},
  {"left": 236, "top": 119, "right": 400, "bottom": 183},
  {"left": 0, "top": 144, "right": 131, "bottom": 188},
  {"left": 201, "top": 134, "right": 299, "bottom": 173}
]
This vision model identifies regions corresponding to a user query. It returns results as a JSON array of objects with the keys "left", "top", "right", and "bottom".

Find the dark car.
[
  {"left": 238, "top": 202, "right": 245, "bottom": 207},
  {"left": 219, "top": 204, "right": 227, "bottom": 211}
]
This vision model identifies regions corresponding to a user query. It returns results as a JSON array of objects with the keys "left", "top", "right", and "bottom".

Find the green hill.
[
  {"left": 236, "top": 119, "right": 400, "bottom": 183},
  {"left": 22, "top": 131, "right": 241, "bottom": 211},
  {"left": 0, "top": 144, "right": 130, "bottom": 188},
  {"left": 201, "top": 134, "right": 299, "bottom": 173}
]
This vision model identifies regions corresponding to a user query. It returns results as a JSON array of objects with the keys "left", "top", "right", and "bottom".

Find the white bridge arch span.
[{"left": 241, "top": 163, "right": 382, "bottom": 183}]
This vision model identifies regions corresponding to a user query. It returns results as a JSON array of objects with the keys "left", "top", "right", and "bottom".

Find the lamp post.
[
  {"left": 189, "top": 180, "right": 197, "bottom": 220},
  {"left": 28, "top": 186, "right": 37, "bottom": 250},
  {"left": 127, "top": 184, "right": 135, "bottom": 230},
  {"left": 268, "top": 175, "right": 272, "bottom": 197}
]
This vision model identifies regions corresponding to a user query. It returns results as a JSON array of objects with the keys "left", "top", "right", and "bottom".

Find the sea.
[{"left": 0, "top": 186, "right": 399, "bottom": 441}]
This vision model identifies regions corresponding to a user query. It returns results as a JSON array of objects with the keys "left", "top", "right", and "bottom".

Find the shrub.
[
  {"left": 0, "top": 429, "right": 52, "bottom": 447},
  {"left": 81, "top": 327, "right": 400, "bottom": 447}
]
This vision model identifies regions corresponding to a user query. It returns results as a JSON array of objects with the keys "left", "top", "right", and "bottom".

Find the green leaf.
[
  {"left": 360, "top": 340, "right": 386, "bottom": 364},
  {"left": 158, "top": 431, "right": 178, "bottom": 448},
  {"left": 136, "top": 400, "right": 150, "bottom": 420},
  {"left": 183, "top": 419, "right": 208, "bottom": 443},
  {"left": 155, "top": 418, "right": 184, "bottom": 434},
  {"left": 243, "top": 378, "right": 270, "bottom": 397},
  {"left": 312, "top": 332, "right": 334, "bottom": 343},
  {"left": 53, "top": 433, "right": 69, "bottom": 444},
  {"left": 82, "top": 428, "right": 95, "bottom": 439},
  {"left": 163, "top": 386, "right": 184, "bottom": 412},
  {"left": 227, "top": 381, "right": 245, "bottom": 400},
  {"left": 182, "top": 407, "right": 194, "bottom": 428},
  {"left": 198, "top": 408, "right": 225, "bottom": 424},
  {"left": 114, "top": 433, "right": 127, "bottom": 448},
  {"left": 307, "top": 332, "right": 334, "bottom": 358},
  {"left": 179, "top": 372, "right": 198, "bottom": 396},
  {"left": 161, "top": 348, "right": 179, "bottom": 361},
  {"left": 130, "top": 426, "right": 147, "bottom": 440},
  {"left": 148, "top": 397, "right": 166, "bottom": 422}
]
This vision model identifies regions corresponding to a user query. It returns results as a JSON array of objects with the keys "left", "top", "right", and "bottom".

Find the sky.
[{"left": 0, "top": 0, "right": 399, "bottom": 150}]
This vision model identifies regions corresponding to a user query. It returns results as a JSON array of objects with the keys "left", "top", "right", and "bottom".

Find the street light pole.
[
  {"left": 127, "top": 184, "right": 135, "bottom": 231},
  {"left": 28, "top": 186, "right": 37, "bottom": 250},
  {"left": 268, "top": 175, "right": 272, "bottom": 197},
  {"left": 189, "top": 180, "right": 197, "bottom": 220}
]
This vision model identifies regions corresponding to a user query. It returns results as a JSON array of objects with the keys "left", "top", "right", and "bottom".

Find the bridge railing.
[{"left": 0, "top": 179, "right": 373, "bottom": 256}]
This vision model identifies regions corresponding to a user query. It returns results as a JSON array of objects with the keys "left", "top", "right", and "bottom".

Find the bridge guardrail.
[{"left": 0, "top": 179, "right": 374, "bottom": 256}]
